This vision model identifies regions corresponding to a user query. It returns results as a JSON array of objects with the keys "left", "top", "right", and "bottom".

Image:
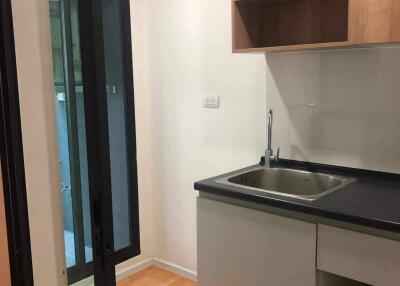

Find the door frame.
[
  {"left": 77, "top": 0, "right": 117, "bottom": 283},
  {"left": 57, "top": 0, "right": 89, "bottom": 282},
  {"left": 117, "top": 0, "right": 141, "bottom": 264},
  {"left": 75, "top": 0, "right": 141, "bottom": 283},
  {"left": 60, "top": 1, "right": 140, "bottom": 283},
  {"left": 0, "top": 0, "right": 34, "bottom": 285}
]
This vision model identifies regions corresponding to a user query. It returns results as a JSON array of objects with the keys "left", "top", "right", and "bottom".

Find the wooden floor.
[{"left": 117, "top": 266, "right": 196, "bottom": 286}]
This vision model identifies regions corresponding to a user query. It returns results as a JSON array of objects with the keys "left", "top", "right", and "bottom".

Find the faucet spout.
[
  {"left": 267, "top": 110, "right": 273, "bottom": 151},
  {"left": 265, "top": 109, "right": 279, "bottom": 168}
]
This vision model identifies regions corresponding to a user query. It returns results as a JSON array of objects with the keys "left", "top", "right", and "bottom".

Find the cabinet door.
[
  {"left": 197, "top": 197, "right": 316, "bottom": 286},
  {"left": 0, "top": 170, "right": 11, "bottom": 286},
  {"left": 318, "top": 224, "right": 400, "bottom": 286},
  {"left": 350, "top": 0, "right": 400, "bottom": 44}
]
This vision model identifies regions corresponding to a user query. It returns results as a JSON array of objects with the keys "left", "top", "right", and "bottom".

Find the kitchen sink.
[{"left": 216, "top": 167, "right": 356, "bottom": 201}]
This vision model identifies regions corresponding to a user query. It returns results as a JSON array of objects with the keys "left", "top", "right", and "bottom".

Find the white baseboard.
[
  {"left": 116, "top": 257, "right": 197, "bottom": 282},
  {"left": 116, "top": 258, "right": 153, "bottom": 281},
  {"left": 153, "top": 258, "right": 197, "bottom": 281}
]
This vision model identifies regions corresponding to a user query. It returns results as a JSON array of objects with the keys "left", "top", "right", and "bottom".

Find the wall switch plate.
[{"left": 203, "top": 96, "right": 219, "bottom": 108}]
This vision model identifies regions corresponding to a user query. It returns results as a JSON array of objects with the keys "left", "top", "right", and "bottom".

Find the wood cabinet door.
[
  {"left": 197, "top": 197, "right": 316, "bottom": 286},
  {"left": 0, "top": 169, "right": 11, "bottom": 286},
  {"left": 349, "top": 0, "right": 400, "bottom": 44}
]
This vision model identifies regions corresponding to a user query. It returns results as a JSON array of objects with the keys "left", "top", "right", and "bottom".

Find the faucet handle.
[{"left": 275, "top": 147, "right": 280, "bottom": 162}]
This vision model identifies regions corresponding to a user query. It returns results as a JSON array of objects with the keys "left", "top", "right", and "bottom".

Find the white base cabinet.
[
  {"left": 197, "top": 197, "right": 317, "bottom": 286},
  {"left": 197, "top": 197, "right": 400, "bottom": 286},
  {"left": 317, "top": 224, "right": 400, "bottom": 286},
  {"left": 317, "top": 271, "right": 369, "bottom": 286}
]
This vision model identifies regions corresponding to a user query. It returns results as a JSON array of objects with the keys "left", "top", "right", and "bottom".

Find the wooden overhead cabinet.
[{"left": 232, "top": 0, "right": 400, "bottom": 53}]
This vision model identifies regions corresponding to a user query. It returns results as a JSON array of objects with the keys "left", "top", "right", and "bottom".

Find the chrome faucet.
[{"left": 265, "top": 110, "right": 280, "bottom": 168}]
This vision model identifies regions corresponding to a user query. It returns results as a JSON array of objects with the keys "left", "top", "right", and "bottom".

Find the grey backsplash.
[{"left": 266, "top": 47, "right": 400, "bottom": 173}]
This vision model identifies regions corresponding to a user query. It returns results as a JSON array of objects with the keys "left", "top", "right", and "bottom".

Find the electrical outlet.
[{"left": 203, "top": 96, "right": 219, "bottom": 108}]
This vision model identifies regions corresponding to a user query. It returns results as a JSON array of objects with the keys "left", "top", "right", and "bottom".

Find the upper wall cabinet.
[{"left": 232, "top": 0, "right": 400, "bottom": 53}]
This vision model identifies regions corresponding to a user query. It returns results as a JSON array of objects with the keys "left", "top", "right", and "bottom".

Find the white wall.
[
  {"left": 266, "top": 47, "right": 400, "bottom": 173},
  {"left": 11, "top": 0, "right": 67, "bottom": 285},
  {"left": 129, "top": 0, "right": 266, "bottom": 273}
]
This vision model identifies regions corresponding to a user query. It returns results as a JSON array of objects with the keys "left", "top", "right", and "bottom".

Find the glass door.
[
  {"left": 48, "top": 0, "right": 139, "bottom": 284},
  {"left": 50, "top": 0, "right": 94, "bottom": 282},
  {"left": 101, "top": 0, "right": 140, "bottom": 256}
]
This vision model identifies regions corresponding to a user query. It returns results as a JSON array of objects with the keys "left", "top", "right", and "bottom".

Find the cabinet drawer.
[{"left": 317, "top": 224, "right": 400, "bottom": 286}]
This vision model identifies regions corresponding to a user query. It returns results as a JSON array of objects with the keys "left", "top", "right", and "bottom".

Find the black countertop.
[{"left": 194, "top": 159, "right": 400, "bottom": 233}]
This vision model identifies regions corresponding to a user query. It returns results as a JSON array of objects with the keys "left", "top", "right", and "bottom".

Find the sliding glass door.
[
  {"left": 48, "top": 0, "right": 139, "bottom": 284},
  {"left": 102, "top": 0, "right": 139, "bottom": 256},
  {"left": 50, "top": 1, "right": 92, "bottom": 280}
]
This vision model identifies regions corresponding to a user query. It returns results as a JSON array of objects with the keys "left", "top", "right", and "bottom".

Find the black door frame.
[
  {"left": 60, "top": 1, "right": 140, "bottom": 284},
  {"left": 118, "top": 0, "right": 141, "bottom": 265},
  {"left": 57, "top": 0, "right": 89, "bottom": 282},
  {"left": 75, "top": 0, "right": 140, "bottom": 284},
  {"left": 77, "top": 0, "right": 117, "bottom": 284},
  {"left": 0, "top": 0, "right": 34, "bottom": 285}
]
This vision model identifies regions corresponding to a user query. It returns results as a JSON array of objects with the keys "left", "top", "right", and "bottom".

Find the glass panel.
[
  {"left": 69, "top": 0, "right": 93, "bottom": 264},
  {"left": 50, "top": 0, "right": 137, "bottom": 283},
  {"left": 102, "top": 0, "right": 134, "bottom": 251},
  {"left": 49, "top": 0, "right": 93, "bottom": 283},
  {"left": 49, "top": 0, "right": 77, "bottom": 268}
]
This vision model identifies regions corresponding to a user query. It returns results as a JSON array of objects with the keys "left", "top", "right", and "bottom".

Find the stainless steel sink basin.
[{"left": 216, "top": 167, "right": 356, "bottom": 201}]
